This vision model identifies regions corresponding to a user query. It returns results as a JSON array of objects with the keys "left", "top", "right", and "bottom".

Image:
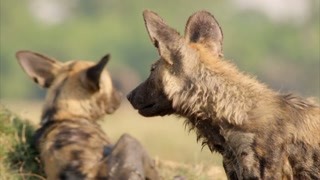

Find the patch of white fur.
[
  {"left": 100, "top": 70, "right": 113, "bottom": 100},
  {"left": 162, "top": 70, "right": 185, "bottom": 108}
]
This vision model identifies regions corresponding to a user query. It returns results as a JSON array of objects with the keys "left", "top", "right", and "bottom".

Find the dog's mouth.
[
  {"left": 137, "top": 102, "right": 174, "bottom": 117},
  {"left": 141, "top": 103, "right": 156, "bottom": 110},
  {"left": 138, "top": 103, "right": 156, "bottom": 117},
  {"left": 127, "top": 90, "right": 174, "bottom": 117}
]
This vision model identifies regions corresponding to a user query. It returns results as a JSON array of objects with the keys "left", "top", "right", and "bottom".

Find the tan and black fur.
[
  {"left": 17, "top": 51, "right": 159, "bottom": 180},
  {"left": 127, "top": 10, "right": 320, "bottom": 180}
]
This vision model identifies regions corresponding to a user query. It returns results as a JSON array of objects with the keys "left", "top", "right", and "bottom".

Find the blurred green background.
[{"left": 0, "top": 0, "right": 319, "bottom": 99}]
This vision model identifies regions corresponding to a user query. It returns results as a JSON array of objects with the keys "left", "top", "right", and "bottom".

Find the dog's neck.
[
  {"left": 40, "top": 96, "right": 107, "bottom": 125},
  {"left": 40, "top": 106, "right": 99, "bottom": 125},
  {"left": 173, "top": 60, "right": 276, "bottom": 126}
]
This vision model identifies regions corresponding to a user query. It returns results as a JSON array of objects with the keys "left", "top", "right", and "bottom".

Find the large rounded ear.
[
  {"left": 16, "top": 50, "right": 62, "bottom": 88},
  {"left": 143, "top": 10, "right": 182, "bottom": 65},
  {"left": 184, "top": 11, "right": 223, "bottom": 57},
  {"left": 82, "top": 54, "right": 109, "bottom": 92}
]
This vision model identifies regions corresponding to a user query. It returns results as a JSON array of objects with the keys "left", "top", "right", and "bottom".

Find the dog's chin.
[{"left": 138, "top": 104, "right": 173, "bottom": 117}]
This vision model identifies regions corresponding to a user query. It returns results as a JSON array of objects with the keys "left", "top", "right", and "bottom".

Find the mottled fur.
[
  {"left": 127, "top": 10, "right": 320, "bottom": 180},
  {"left": 17, "top": 51, "right": 159, "bottom": 180}
]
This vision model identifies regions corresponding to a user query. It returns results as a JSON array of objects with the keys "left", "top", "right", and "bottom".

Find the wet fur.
[{"left": 128, "top": 10, "right": 320, "bottom": 179}]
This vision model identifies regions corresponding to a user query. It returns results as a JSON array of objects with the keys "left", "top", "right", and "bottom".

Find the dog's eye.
[{"left": 153, "top": 39, "right": 159, "bottom": 49}]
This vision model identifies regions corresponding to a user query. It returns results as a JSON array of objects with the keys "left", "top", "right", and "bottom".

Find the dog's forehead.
[{"left": 62, "top": 60, "right": 95, "bottom": 73}]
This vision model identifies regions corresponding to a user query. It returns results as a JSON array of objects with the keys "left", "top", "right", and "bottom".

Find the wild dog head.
[
  {"left": 127, "top": 10, "right": 223, "bottom": 117},
  {"left": 16, "top": 51, "right": 122, "bottom": 123}
]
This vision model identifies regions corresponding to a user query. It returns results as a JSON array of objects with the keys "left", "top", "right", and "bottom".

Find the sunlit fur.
[
  {"left": 163, "top": 43, "right": 320, "bottom": 179},
  {"left": 17, "top": 51, "right": 122, "bottom": 180},
  {"left": 128, "top": 10, "right": 320, "bottom": 179}
]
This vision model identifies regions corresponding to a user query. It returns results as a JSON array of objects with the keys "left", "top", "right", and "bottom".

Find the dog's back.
[{"left": 34, "top": 118, "right": 114, "bottom": 179}]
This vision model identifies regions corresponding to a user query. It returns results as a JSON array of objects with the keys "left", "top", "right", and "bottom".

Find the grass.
[
  {"left": 0, "top": 101, "right": 227, "bottom": 179},
  {"left": 155, "top": 159, "right": 225, "bottom": 180},
  {"left": 0, "top": 104, "right": 45, "bottom": 180}
]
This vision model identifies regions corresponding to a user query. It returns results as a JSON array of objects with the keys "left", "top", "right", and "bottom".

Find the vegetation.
[
  {"left": 0, "top": 105, "right": 45, "bottom": 180},
  {"left": 0, "top": 0, "right": 319, "bottom": 99}
]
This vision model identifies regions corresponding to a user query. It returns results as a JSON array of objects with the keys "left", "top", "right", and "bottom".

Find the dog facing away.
[
  {"left": 16, "top": 51, "right": 159, "bottom": 180},
  {"left": 127, "top": 10, "right": 320, "bottom": 179}
]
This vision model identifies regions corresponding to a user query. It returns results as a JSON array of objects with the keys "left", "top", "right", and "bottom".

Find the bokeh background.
[{"left": 0, "top": 0, "right": 319, "bottom": 178}]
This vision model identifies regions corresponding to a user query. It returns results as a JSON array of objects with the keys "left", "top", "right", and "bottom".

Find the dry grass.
[
  {"left": 0, "top": 100, "right": 226, "bottom": 179},
  {"left": 156, "top": 159, "right": 226, "bottom": 180}
]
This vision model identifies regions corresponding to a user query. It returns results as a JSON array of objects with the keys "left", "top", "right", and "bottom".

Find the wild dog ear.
[
  {"left": 185, "top": 11, "right": 223, "bottom": 57},
  {"left": 16, "top": 50, "right": 62, "bottom": 88},
  {"left": 143, "top": 10, "right": 182, "bottom": 65},
  {"left": 83, "top": 54, "right": 109, "bottom": 92}
]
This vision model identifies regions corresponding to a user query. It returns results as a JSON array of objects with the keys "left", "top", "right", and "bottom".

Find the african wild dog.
[
  {"left": 16, "top": 51, "right": 159, "bottom": 180},
  {"left": 127, "top": 10, "right": 320, "bottom": 179}
]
